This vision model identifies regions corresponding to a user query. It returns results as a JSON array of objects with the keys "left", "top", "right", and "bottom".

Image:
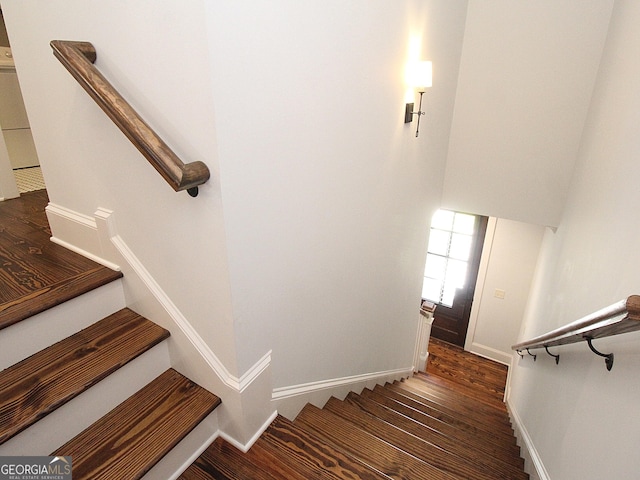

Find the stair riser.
[
  {"left": 142, "top": 411, "right": 219, "bottom": 480},
  {"left": 0, "top": 279, "right": 125, "bottom": 370},
  {"left": 0, "top": 341, "right": 170, "bottom": 456}
]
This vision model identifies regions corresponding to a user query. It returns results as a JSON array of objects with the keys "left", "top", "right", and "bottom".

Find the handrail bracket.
[
  {"left": 544, "top": 346, "right": 560, "bottom": 365},
  {"left": 585, "top": 337, "right": 614, "bottom": 371}
]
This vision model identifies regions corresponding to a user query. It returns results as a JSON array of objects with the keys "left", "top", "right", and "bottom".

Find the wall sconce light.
[{"left": 404, "top": 61, "right": 432, "bottom": 137}]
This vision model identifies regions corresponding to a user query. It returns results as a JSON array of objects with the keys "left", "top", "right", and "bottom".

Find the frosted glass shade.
[{"left": 408, "top": 61, "right": 432, "bottom": 90}]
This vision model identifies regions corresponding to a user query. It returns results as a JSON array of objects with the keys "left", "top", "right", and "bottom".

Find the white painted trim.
[
  {"left": 218, "top": 410, "right": 278, "bottom": 453},
  {"left": 469, "top": 341, "right": 512, "bottom": 366},
  {"left": 165, "top": 429, "right": 219, "bottom": 480},
  {"left": 47, "top": 202, "right": 96, "bottom": 229},
  {"left": 46, "top": 202, "right": 121, "bottom": 271},
  {"left": 49, "top": 235, "right": 121, "bottom": 271},
  {"left": 237, "top": 350, "right": 272, "bottom": 393},
  {"left": 413, "top": 311, "right": 434, "bottom": 372},
  {"left": 272, "top": 366, "right": 413, "bottom": 400},
  {"left": 110, "top": 233, "right": 271, "bottom": 393},
  {"left": 507, "top": 400, "right": 550, "bottom": 480},
  {"left": 46, "top": 203, "right": 271, "bottom": 397}
]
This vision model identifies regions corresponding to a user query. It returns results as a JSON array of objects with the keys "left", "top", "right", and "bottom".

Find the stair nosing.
[
  {"left": 0, "top": 267, "right": 123, "bottom": 330},
  {"left": 351, "top": 390, "right": 525, "bottom": 470},
  {"left": 0, "top": 308, "right": 169, "bottom": 445},
  {"left": 53, "top": 368, "right": 221, "bottom": 480}
]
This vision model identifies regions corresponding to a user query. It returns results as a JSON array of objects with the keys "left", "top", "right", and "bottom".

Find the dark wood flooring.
[
  {"left": 426, "top": 337, "right": 508, "bottom": 405},
  {"left": 0, "top": 190, "right": 121, "bottom": 329},
  {"left": 180, "top": 336, "right": 525, "bottom": 479}
]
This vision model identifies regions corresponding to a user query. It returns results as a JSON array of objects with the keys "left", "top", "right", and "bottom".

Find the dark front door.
[{"left": 422, "top": 211, "right": 488, "bottom": 347}]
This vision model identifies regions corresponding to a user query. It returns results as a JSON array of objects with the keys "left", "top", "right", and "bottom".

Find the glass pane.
[
  {"left": 449, "top": 233, "right": 472, "bottom": 261},
  {"left": 427, "top": 229, "right": 451, "bottom": 256},
  {"left": 422, "top": 277, "right": 442, "bottom": 303},
  {"left": 444, "top": 258, "right": 468, "bottom": 290},
  {"left": 424, "top": 254, "right": 446, "bottom": 280},
  {"left": 431, "top": 209, "right": 454, "bottom": 231},
  {"left": 441, "top": 284, "right": 457, "bottom": 307},
  {"left": 453, "top": 213, "right": 475, "bottom": 235}
]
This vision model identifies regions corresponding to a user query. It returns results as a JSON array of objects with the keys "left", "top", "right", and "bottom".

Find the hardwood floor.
[
  {"left": 0, "top": 190, "right": 122, "bottom": 329},
  {"left": 0, "top": 190, "right": 222, "bottom": 478},
  {"left": 427, "top": 336, "right": 508, "bottom": 404},
  {"left": 181, "top": 337, "right": 526, "bottom": 479}
]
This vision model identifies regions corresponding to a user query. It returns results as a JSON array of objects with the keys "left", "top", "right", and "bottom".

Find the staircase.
[
  {"left": 180, "top": 339, "right": 528, "bottom": 479},
  {"left": 1, "top": 191, "right": 528, "bottom": 479},
  {"left": 0, "top": 191, "right": 221, "bottom": 479}
]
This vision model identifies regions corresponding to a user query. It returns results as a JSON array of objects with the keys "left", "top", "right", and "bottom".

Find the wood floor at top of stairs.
[
  {"left": 0, "top": 190, "right": 123, "bottom": 330},
  {"left": 426, "top": 337, "right": 508, "bottom": 402}
]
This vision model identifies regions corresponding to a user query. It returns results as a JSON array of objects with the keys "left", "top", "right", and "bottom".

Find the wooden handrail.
[
  {"left": 50, "top": 40, "right": 210, "bottom": 197},
  {"left": 512, "top": 295, "right": 640, "bottom": 370}
]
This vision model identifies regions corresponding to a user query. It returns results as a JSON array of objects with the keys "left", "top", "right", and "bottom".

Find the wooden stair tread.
[
  {"left": 0, "top": 191, "right": 123, "bottom": 330},
  {"left": 0, "top": 308, "right": 169, "bottom": 444},
  {"left": 0, "top": 265, "right": 123, "bottom": 330},
  {"left": 392, "top": 381, "right": 515, "bottom": 435},
  {"left": 359, "top": 387, "right": 522, "bottom": 462},
  {"left": 295, "top": 404, "right": 461, "bottom": 480},
  {"left": 414, "top": 370, "right": 508, "bottom": 411},
  {"left": 402, "top": 376, "right": 510, "bottom": 418},
  {"left": 348, "top": 391, "right": 525, "bottom": 471},
  {"left": 324, "top": 396, "right": 525, "bottom": 480},
  {"left": 261, "top": 415, "right": 390, "bottom": 480},
  {"left": 53, "top": 368, "right": 220, "bottom": 480},
  {"left": 178, "top": 437, "right": 293, "bottom": 480},
  {"left": 404, "top": 376, "right": 510, "bottom": 418},
  {"left": 423, "top": 359, "right": 508, "bottom": 405},
  {"left": 374, "top": 384, "right": 518, "bottom": 449}
]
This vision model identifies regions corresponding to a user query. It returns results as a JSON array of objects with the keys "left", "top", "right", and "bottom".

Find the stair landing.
[{"left": 0, "top": 190, "right": 122, "bottom": 329}]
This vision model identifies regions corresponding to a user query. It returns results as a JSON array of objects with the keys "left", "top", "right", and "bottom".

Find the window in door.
[{"left": 422, "top": 209, "right": 477, "bottom": 307}]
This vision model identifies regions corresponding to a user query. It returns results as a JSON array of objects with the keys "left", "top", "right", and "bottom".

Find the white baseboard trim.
[
  {"left": 219, "top": 410, "right": 278, "bottom": 453},
  {"left": 165, "top": 428, "right": 219, "bottom": 480},
  {"left": 50, "top": 235, "right": 121, "bottom": 271},
  {"left": 469, "top": 342, "right": 512, "bottom": 366},
  {"left": 273, "top": 366, "right": 413, "bottom": 401},
  {"left": 46, "top": 203, "right": 121, "bottom": 271},
  {"left": 106, "top": 227, "right": 270, "bottom": 395},
  {"left": 507, "top": 400, "right": 550, "bottom": 480},
  {"left": 46, "top": 202, "right": 273, "bottom": 401},
  {"left": 42, "top": 201, "right": 278, "bottom": 449}
]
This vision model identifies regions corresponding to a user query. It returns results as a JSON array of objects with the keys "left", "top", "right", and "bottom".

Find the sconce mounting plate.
[{"left": 404, "top": 103, "right": 414, "bottom": 123}]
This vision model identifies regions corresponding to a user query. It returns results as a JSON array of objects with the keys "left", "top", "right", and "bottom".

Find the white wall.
[
  {"left": 508, "top": 1, "right": 640, "bottom": 478},
  {"left": 442, "top": 0, "right": 613, "bottom": 228},
  {"left": 2, "top": 0, "right": 469, "bottom": 419},
  {"left": 205, "top": 0, "right": 469, "bottom": 388},
  {"left": 1, "top": 0, "right": 241, "bottom": 375},
  {"left": 466, "top": 217, "right": 545, "bottom": 364}
]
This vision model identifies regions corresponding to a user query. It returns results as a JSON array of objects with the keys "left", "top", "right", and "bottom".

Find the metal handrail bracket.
[{"left": 512, "top": 295, "right": 640, "bottom": 371}]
